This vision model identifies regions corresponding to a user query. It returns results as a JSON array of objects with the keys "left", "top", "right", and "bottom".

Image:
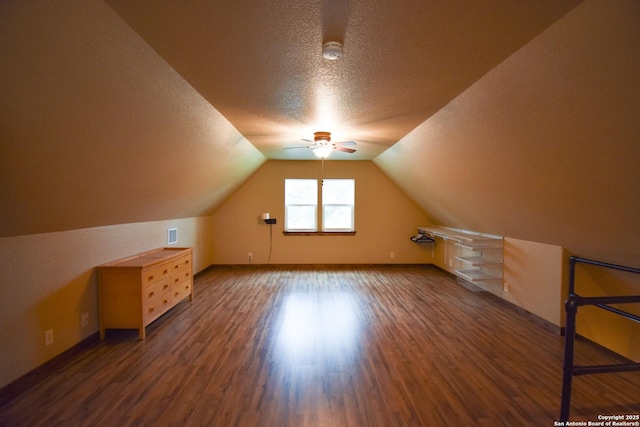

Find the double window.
[{"left": 285, "top": 179, "right": 355, "bottom": 232}]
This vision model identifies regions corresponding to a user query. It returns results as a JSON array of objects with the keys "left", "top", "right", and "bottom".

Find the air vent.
[{"left": 167, "top": 228, "right": 178, "bottom": 245}]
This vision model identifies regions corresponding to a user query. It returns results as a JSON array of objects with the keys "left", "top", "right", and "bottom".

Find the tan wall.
[
  {"left": 502, "top": 238, "right": 565, "bottom": 327},
  {"left": 211, "top": 160, "right": 433, "bottom": 264},
  {"left": 0, "top": 216, "right": 213, "bottom": 389}
]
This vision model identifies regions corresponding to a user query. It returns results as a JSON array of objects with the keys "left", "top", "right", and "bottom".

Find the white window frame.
[
  {"left": 322, "top": 179, "right": 355, "bottom": 232},
  {"left": 284, "top": 178, "right": 355, "bottom": 233},
  {"left": 284, "top": 179, "right": 318, "bottom": 231}
]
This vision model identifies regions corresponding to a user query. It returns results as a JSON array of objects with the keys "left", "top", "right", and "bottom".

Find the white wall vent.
[{"left": 167, "top": 228, "right": 178, "bottom": 245}]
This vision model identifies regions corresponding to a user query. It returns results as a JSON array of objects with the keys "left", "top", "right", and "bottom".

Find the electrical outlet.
[
  {"left": 503, "top": 281, "right": 509, "bottom": 292},
  {"left": 390, "top": 252, "right": 395, "bottom": 259},
  {"left": 45, "top": 329, "right": 54, "bottom": 346},
  {"left": 248, "top": 252, "right": 253, "bottom": 259},
  {"left": 82, "top": 312, "right": 89, "bottom": 327},
  {"left": 449, "top": 259, "right": 453, "bottom": 267}
]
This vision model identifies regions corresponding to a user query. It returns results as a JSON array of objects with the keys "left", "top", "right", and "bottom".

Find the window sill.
[{"left": 283, "top": 231, "right": 356, "bottom": 236}]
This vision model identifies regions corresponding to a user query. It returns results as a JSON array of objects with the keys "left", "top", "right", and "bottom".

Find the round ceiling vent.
[{"left": 322, "top": 41, "right": 343, "bottom": 60}]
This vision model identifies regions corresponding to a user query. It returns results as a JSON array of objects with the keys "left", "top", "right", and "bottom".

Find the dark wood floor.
[{"left": 1, "top": 265, "right": 638, "bottom": 426}]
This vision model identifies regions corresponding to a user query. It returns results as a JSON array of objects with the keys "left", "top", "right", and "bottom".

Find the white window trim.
[{"left": 285, "top": 178, "right": 355, "bottom": 233}]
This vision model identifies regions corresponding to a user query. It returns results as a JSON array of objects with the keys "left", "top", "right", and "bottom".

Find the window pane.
[
  {"left": 286, "top": 206, "right": 317, "bottom": 230},
  {"left": 285, "top": 179, "right": 317, "bottom": 205},
  {"left": 322, "top": 179, "right": 355, "bottom": 231},
  {"left": 322, "top": 179, "right": 354, "bottom": 204},
  {"left": 324, "top": 205, "right": 353, "bottom": 230},
  {"left": 285, "top": 179, "right": 318, "bottom": 231}
]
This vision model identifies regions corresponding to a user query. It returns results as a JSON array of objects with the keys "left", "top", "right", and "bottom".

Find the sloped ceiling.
[
  {"left": 0, "top": 1, "right": 266, "bottom": 237},
  {"left": 106, "top": 0, "right": 581, "bottom": 160},
  {"left": 0, "top": 0, "right": 583, "bottom": 238},
  {"left": 375, "top": 0, "right": 640, "bottom": 265}
]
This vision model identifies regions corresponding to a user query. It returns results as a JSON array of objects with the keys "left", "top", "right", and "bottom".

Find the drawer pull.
[
  {"left": 148, "top": 291, "right": 154, "bottom": 297},
  {"left": 175, "top": 292, "right": 179, "bottom": 297},
  {"left": 185, "top": 285, "right": 189, "bottom": 290},
  {"left": 174, "top": 265, "right": 179, "bottom": 269},
  {"left": 148, "top": 275, "right": 154, "bottom": 281},
  {"left": 184, "top": 272, "right": 189, "bottom": 278},
  {"left": 163, "top": 284, "right": 169, "bottom": 290},
  {"left": 163, "top": 269, "right": 169, "bottom": 275},
  {"left": 186, "top": 260, "right": 190, "bottom": 264},
  {"left": 149, "top": 307, "right": 155, "bottom": 313},
  {"left": 163, "top": 299, "right": 169, "bottom": 304}
]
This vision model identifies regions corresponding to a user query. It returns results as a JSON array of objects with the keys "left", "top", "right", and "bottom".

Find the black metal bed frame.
[{"left": 560, "top": 256, "right": 640, "bottom": 421}]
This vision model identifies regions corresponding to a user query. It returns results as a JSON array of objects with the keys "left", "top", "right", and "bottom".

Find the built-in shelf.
[
  {"left": 454, "top": 256, "right": 501, "bottom": 266},
  {"left": 418, "top": 226, "right": 503, "bottom": 287},
  {"left": 455, "top": 268, "right": 500, "bottom": 282}
]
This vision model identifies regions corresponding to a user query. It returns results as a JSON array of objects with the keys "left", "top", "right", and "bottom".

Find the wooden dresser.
[{"left": 98, "top": 247, "right": 193, "bottom": 339}]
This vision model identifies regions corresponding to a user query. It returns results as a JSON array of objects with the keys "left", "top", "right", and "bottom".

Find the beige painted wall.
[
  {"left": 0, "top": 216, "right": 213, "bottom": 389},
  {"left": 502, "top": 238, "right": 566, "bottom": 327},
  {"left": 211, "top": 161, "right": 433, "bottom": 264}
]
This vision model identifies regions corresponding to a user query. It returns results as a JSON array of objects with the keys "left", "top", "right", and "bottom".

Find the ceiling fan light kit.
[
  {"left": 322, "top": 41, "right": 343, "bottom": 60},
  {"left": 313, "top": 145, "right": 333, "bottom": 158},
  {"left": 285, "top": 131, "right": 357, "bottom": 159}
]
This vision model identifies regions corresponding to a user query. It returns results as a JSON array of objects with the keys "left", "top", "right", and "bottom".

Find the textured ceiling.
[{"left": 106, "top": 0, "right": 582, "bottom": 160}]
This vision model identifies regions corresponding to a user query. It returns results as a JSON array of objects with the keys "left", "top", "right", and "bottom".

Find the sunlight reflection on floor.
[{"left": 274, "top": 291, "right": 362, "bottom": 366}]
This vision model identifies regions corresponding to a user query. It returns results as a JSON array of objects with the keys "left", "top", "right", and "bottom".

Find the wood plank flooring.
[{"left": 1, "top": 265, "right": 638, "bottom": 426}]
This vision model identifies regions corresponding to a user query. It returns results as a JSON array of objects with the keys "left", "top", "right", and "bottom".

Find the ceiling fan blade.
[
  {"left": 334, "top": 146, "right": 356, "bottom": 153},
  {"left": 284, "top": 145, "right": 314, "bottom": 149},
  {"left": 334, "top": 140, "right": 357, "bottom": 147}
]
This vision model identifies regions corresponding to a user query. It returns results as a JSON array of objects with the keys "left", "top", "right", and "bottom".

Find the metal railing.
[{"left": 560, "top": 256, "right": 640, "bottom": 421}]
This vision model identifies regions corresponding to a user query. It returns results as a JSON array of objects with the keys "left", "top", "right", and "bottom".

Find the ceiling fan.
[{"left": 285, "top": 131, "right": 357, "bottom": 158}]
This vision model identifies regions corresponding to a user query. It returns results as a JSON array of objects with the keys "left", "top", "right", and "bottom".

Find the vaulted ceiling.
[
  {"left": 1, "top": 0, "right": 587, "bottom": 238},
  {"left": 106, "top": 0, "right": 582, "bottom": 160}
]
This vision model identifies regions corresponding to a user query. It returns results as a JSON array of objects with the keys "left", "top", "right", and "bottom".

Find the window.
[
  {"left": 285, "top": 179, "right": 317, "bottom": 231},
  {"left": 322, "top": 179, "right": 355, "bottom": 231},
  {"left": 285, "top": 179, "right": 355, "bottom": 232}
]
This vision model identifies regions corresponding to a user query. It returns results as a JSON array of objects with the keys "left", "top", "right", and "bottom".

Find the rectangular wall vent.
[{"left": 167, "top": 228, "right": 178, "bottom": 245}]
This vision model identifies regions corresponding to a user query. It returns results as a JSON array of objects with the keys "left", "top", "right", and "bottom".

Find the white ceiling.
[{"left": 106, "top": 0, "right": 582, "bottom": 160}]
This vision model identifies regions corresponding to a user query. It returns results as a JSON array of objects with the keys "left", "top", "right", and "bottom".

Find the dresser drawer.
[
  {"left": 143, "top": 278, "right": 171, "bottom": 303},
  {"left": 144, "top": 294, "right": 172, "bottom": 324},
  {"left": 171, "top": 255, "right": 191, "bottom": 273},
  {"left": 142, "top": 263, "right": 172, "bottom": 288},
  {"left": 171, "top": 268, "right": 191, "bottom": 287},
  {"left": 172, "top": 279, "right": 192, "bottom": 303}
]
